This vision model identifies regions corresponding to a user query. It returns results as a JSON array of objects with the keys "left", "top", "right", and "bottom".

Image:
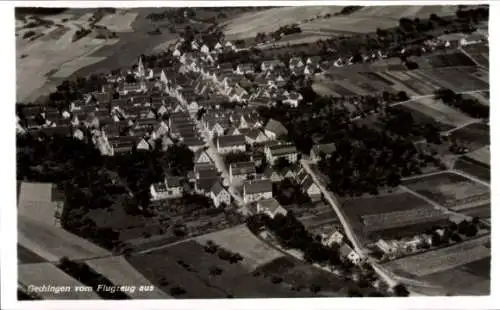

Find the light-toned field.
[
  {"left": 403, "top": 98, "right": 474, "bottom": 127},
  {"left": 16, "top": 19, "right": 119, "bottom": 102},
  {"left": 259, "top": 34, "right": 332, "bottom": 49},
  {"left": 224, "top": 6, "right": 459, "bottom": 39},
  {"left": 465, "top": 145, "right": 490, "bottom": 166},
  {"left": 383, "top": 235, "right": 490, "bottom": 277},
  {"left": 95, "top": 11, "right": 138, "bottom": 32},
  {"left": 18, "top": 216, "right": 111, "bottom": 262},
  {"left": 18, "top": 262, "right": 101, "bottom": 299},
  {"left": 224, "top": 6, "right": 344, "bottom": 39},
  {"left": 85, "top": 256, "right": 171, "bottom": 299},
  {"left": 195, "top": 225, "right": 285, "bottom": 270}
]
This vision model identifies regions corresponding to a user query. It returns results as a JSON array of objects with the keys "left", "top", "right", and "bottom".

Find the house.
[
  {"left": 306, "top": 56, "right": 322, "bottom": 68},
  {"left": 165, "top": 176, "right": 183, "bottom": 197},
  {"left": 323, "top": 230, "right": 344, "bottom": 247},
  {"left": 261, "top": 60, "right": 285, "bottom": 72},
  {"left": 210, "top": 182, "right": 231, "bottom": 208},
  {"left": 229, "top": 161, "right": 256, "bottom": 183},
  {"left": 264, "top": 118, "right": 288, "bottom": 140},
  {"left": 281, "top": 166, "right": 297, "bottom": 180},
  {"left": 289, "top": 57, "right": 304, "bottom": 70},
  {"left": 239, "top": 128, "right": 268, "bottom": 145},
  {"left": 216, "top": 135, "right": 246, "bottom": 154},
  {"left": 303, "top": 65, "right": 315, "bottom": 76},
  {"left": 108, "top": 136, "right": 136, "bottom": 155},
  {"left": 263, "top": 167, "right": 283, "bottom": 183},
  {"left": 195, "top": 177, "right": 220, "bottom": 194},
  {"left": 243, "top": 179, "right": 273, "bottom": 203},
  {"left": 225, "top": 126, "right": 241, "bottom": 136},
  {"left": 183, "top": 137, "right": 206, "bottom": 152},
  {"left": 255, "top": 198, "right": 288, "bottom": 219},
  {"left": 375, "top": 239, "right": 400, "bottom": 257},
  {"left": 200, "top": 44, "right": 210, "bottom": 54},
  {"left": 283, "top": 92, "right": 303, "bottom": 108},
  {"left": 265, "top": 143, "right": 298, "bottom": 165},
  {"left": 17, "top": 182, "right": 65, "bottom": 227},
  {"left": 310, "top": 143, "right": 337, "bottom": 162},
  {"left": 136, "top": 138, "right": 151, "bottom": 151},
  {"left": 300, "top": 175, "right": 322, "bottom": 202},
  {"left": 194, "top": 149, "right": 212, "bottom": 164},
  {"left": 339, "top": 244, "right": 362, "bottom": 265},
  {"left": 236, "top": 63, "right": 255, "bottom": 75}
]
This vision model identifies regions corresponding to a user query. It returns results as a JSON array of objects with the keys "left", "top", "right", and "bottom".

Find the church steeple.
[{"left": 137, "top": 56, "right": 145, "bottom": 79}]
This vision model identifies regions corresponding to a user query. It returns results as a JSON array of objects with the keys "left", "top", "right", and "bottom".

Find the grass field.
[
  {"left": 195, "top": 225, "right": 285, "bottom": 270},
  {"left": 455, "top": 203, "right": 490, "bottom": 218},
  {"left": 454, "top": 157, "right": 490, "bottom": 183},
  {"left": 19, "top": 262, "right": 102, "bottom": 299},
  {"left": 95, "top": 11, "right": 138, "bottom": 32},
  {"left": 384, "top": 235, "right": 490, "bottom": 279},
  {"left": 403, "top": 172, "right": 489, "bottom": 208},
  {"left": 127, "top": 240, "right": 307, "bottom": 298},
  {"left": 464, "top": 145, "right": 490, "bottom": 166},
  {"left": 449, "top": 123, "right": 490, "bottom": 151}
]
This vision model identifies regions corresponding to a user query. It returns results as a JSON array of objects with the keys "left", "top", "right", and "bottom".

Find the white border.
[{"left": 2, "top": 1, "right": 497, "bottom": 310}]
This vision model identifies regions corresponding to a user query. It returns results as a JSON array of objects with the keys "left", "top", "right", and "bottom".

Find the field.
[
  {"left": 384, "top": 235, "right": 490, "bottom": 276},
  {"left": 224, "top": 6, "right": 459, "bottom": 39},
  {"left": 195, "top": 225, "right": 285, "bottom": 270},
  {"left": 403, "top": 172, "right": 490, "bottom": 208},
  {"left": 18, "top": 216, "right": 111, "bottom": 262},
  {"left": 16, "top": 8, "right": 177, "bottom": 103},
  {"left": 454, "top": 157, "right": 490, "bottom": 183},
  {"left": 19, "top": 262, "right": 101, "bottom": 299},
  {"left": 127, "top": 240, "right": 308, "bottom": 298},
  {"left": 95, "top": 11, "right": 139, "bottom": 32},
  {"left": 449, "top": 123, "right": 490, "bottom": 151},
  {"left": 402, "top": 98, "right": 474, "bottom": 128},
  {"left": 341, "top": 189, "right": 439, "bottom": 243},
  {"left": 18, "top": 244, "right": 48, "bottom": 264},
  {"left": 85, "top": 255, "right": 171, "bottom": 299},
  {"left": 464, "top": 145, "right": 490, "bottom": 166},
  {"left": 454, "top": 203, "right": 490, "bottom": 219}
]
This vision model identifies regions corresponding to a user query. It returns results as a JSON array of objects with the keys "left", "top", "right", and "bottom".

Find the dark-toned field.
[
  {"left": 127, "top": 240, "right": 309, "bottom": 298},
  {"left": 403, "top": 172, "right": 489, "bottom": 207},
  {"left": 18, "top": 244, "right": 47, "bottom": 264},
  {"left": 456, "top": 203, "right": 490, "bottom": 219},
  {"left": 449, "top": 123, "right": 490, "bottom": 151},
  {"left": 454, "top": 157, "right": 490, "bottom": 182}
]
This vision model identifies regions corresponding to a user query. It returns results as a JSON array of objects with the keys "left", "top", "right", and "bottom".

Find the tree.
[
  {"left": 310, "top": 283, "right": 321, "bottom": 294},
  {"left": 393, "top": 284, "right": 410, "bottom": 297}
]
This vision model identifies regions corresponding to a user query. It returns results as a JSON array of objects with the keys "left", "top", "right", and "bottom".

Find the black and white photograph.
[{"left": 6, "top": 1, "right": 493, "bottom": 306}]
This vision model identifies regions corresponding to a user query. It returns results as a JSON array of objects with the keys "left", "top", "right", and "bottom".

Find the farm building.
[
  {"left": 243, "top": 179, "right": 273, "bottom": 203},
  {"left": 255, "top": 198, "right": 288, "bottom": 219}
]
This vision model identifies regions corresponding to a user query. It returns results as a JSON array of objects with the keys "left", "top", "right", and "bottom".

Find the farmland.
[
  {"left": 386, "top": 234, "right": 490, "bottom": 276},
  {"left": 18, "top": 262, "right": 102, "bottom": 299},
  {"left": 18, "top": 244, "right": 48, "bottom": 264},
  {"left": 449, "top": 122, "right": 490, "bottom": 151},
  {"left": 18, "top": 216, "right": 111, "bottom": 262},
  {"left": 341, "top": 189, "right": 439, "bottom": 243},
  {"left": 455, "top": 203, "right": 490, "bottom": 219},
  {"left": 195, "top": 225, "right": 285, "bottom": 270},
  {"left": 464, "top": 145, "right": 490, "bottom": 166},
  {"left": 402, "top": 98, "right": 474, "bottom": 128},
  {"left": 454, "top": 157, "right": 490, "bottom": 183},
  {"left": 224, "top": 5, "right": 459, "bottom": 39},
  {"left": 127, "top": 240, "right": 309, "bottom": 298},
  {"left": 403, "top": 172, "right": 490, "bottom": 208}
]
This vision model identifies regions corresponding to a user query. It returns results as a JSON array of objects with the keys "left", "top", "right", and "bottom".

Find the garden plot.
[
  {"left": 403, "top": 172, "right": 490, "bottom": 208},
  {"left": 195, "top": 225, "right": 285, "bottom": 270}
]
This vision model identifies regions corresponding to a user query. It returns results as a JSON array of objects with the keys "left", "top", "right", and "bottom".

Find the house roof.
[
  {"left": 301, "top": 175, "right": 316, "bottom": 191},
  {"left": 269, "top": 143, "right": 297, "bottom": 156},
  {"left": 217, "top": 135, "right": 246, "bottom": 148},
  {"left": 230, "top": 161, "right": 256, "bottom": 175},
  {"left": 257, "top": 198, "right": 283, "bottom": 214},
  {"left": 165, "top": 176, "right": 181, "bottom": 188},
  {"left": 244, "top": 179, "right": 272, "bottom": 195},
  {"left": 239, "top": 128, "right": 263, "bottom": 140},
  {"left": 312, "top": 143, "right": 337, "bottom": 155},
  {"left": 264, "top": 118, "right": 288, "bottom": 137},
  {"left": 289, "top": 57, "right": 303, "bottom": 66},
  {"left": 194, "top": 149, "right": 209, "bottom": 161},
  {"left": 196, "top": 177, "right": 220, "bottom": 192},
  {"left": 339, "top": 244, "right": 354, "bottom": 257},
  {"left": 210, "top": 181, "right": 227, "bottom": 196}
]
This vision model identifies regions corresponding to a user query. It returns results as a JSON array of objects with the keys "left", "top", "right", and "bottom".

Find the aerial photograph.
[{"left": 15, "top": 4, "right": 490, "bottom": 300}]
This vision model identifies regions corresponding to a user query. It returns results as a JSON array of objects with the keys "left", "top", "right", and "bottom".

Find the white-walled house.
[
  {"left": 339, "top": 244, "right": 363, "bottom": 265},
  {"left": 323, "top": 230, "right": 344, "bottom": 247},
  {"left": 150, "top": 176, "right": 183, "bottom": 200},
  {"left": 243, "top": 179, "right": 273, "bottom": 203},
  {"left": 255, "top": 198, "right": 288, "bottom": 219},
  {"left": 210, "top": 182, "right": 231, "bottom": 208},
  {"left": 265, "top": 143, "right": 298, "bottom": 165},
  {"left": 215, "top": 135, "right": 246, "bottom": 154}
]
